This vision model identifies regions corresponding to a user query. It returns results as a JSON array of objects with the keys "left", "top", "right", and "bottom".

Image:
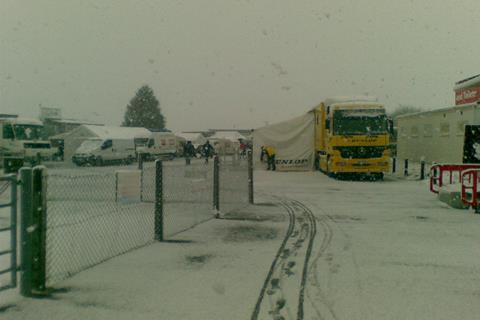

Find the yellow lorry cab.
[{"left": 313, "top": 97, "right": 391, "bottom": 180}]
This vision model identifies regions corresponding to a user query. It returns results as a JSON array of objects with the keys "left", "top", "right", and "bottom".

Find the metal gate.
[{"left": 0, "top": 174, "right": 18, "bottom": 291}]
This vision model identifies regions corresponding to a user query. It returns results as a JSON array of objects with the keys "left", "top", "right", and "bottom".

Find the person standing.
[
  {"left": 202, "top": 140, "right": 215, "bottom": 164},
  {"left": 260, "top": 146, "right": 266, "bottom": 162},
  {"left": 265, "top": 145, "right": 276, "bottom": 171},
  {"left": 239, "top": 140, "right": 246, "bottom": 159},
  {"left": 183, "top": 141, "right": 195, "bottom": 165}
]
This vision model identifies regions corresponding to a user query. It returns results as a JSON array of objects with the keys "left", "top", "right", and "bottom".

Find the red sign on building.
[{"left": 455, "top": 86, "right": 480, "bottom": 105}]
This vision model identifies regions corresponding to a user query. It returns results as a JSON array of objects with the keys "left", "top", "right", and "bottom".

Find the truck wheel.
[
  {"left": 126, "top": 156, "right": 134, "bottom": 165},
  {"left": 375, "top": 173, "right": 384, "bottom": 181}
]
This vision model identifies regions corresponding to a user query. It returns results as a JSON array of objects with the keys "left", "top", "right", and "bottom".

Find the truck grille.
[
  {"left": 335, "top": 146, "right": 385, "bottom": 159},
  {"left": 24, "top": 143, "right": 51, "bottom": 149}
]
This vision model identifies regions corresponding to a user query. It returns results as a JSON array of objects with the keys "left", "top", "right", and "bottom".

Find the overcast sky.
[{"left": 1, "top": 0, "right": 480, "bottom": 131}]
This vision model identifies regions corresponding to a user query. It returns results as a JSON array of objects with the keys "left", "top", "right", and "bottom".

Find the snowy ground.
[{"left": 2, "top": 170, "right": 480, "bottom": 319}]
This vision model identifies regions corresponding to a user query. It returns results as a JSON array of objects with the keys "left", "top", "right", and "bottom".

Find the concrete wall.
[{"left": 397, "top": 104, "right": 480, "bottom": 164}]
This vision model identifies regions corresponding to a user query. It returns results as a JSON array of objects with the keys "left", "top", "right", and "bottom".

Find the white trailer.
[
  {"left": 135, "top": 132, "right": 178, "bottom": 160},
  {"left": 396, "top": 102, "right": 480, "bottom": 164}
]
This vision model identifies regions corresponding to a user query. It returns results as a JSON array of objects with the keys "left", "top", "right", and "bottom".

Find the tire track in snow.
[
  {"left": 251, "top": 197, "right": 317, "bottom": 320},
  {"left": 251, "top": 198, "right": 296, "bottom": 320},
  {"left": 303, "top": 203, "right": 336, "bottom": 320},
  {"left": 291, "top": 200, "right": 317, "bottom": 320}
]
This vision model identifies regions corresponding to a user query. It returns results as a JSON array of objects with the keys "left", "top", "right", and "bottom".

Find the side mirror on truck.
[{"left": 388, "top": 119, "right": 394, "bottom": 136}]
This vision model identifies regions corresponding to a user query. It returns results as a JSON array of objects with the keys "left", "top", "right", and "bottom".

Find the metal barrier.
[
  {"left": 0, "top": 174, "right": 17, "bottom": 292},
  {"left": 429, "top": 164, "right": 480, "bottom": 193},
  {"left": 461, "top": 169, "right": 480, "bottom": 209}
]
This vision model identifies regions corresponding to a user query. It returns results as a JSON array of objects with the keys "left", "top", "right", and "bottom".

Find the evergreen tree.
[{"left": 123, "top": 85, "right": 165, "bottom": 130}]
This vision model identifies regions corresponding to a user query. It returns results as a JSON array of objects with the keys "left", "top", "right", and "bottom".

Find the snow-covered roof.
[
  {"left": 454, "top": 74, "right": 480, "bottom": 91},
  {"left": 176, "top": 132, "right": 206, "bottom": 143},
  {"left": 83, "top": 125, "right": 151, "bottom": 139},
  {"left": 0, "top": 117, "right": 43, "bottom": 126},
  {"left": 209, "top": 131, "right": 246, "bottom": 141},
  {"left": 332, "top": 102, "right": 384, "bottom": 110},
  {"left": 51, "top": 118, "right": 102, "bottom": 125},
  {"left": 176, "top": 132, "right": 202, "bottom": 139},
  {"left": 324, "top": 96, "right": 378, "bottom": 106},
  {"left": 396, "top": 102, "right": 478, "bottom": 120}
]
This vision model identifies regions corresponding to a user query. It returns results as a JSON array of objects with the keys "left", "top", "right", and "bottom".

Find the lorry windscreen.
[
  {"left": 13, "top": 124, "right": 44, "bottom": 140},
  {"left": 333, "top": 109, "right": 387, "bottom": 135}
]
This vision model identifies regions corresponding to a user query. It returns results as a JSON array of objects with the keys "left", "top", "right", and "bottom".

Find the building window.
[
  {"left": 399, "top": 126, "right": 407, "bottom": 138},
  {"left": 440, "top": 123, "right": 450, "bottom": 137},
  {"left": 423, "top": 124, "right": 433, "bottom": 137},
  {"left": 410, "top": 126, "right": 419, "bottom": 138}
]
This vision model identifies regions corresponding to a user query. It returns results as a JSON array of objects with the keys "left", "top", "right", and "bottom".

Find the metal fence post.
[
  {"left": 213, "top": 156, "right": 220, "bottom": 217},
  {"left": 404, "top": 159, "right": 409, "bottom": 177},
  {"left": 392, "top": 157, "right": 396, "bottom": 173},
  {"left": 138, "top": 153, "right": 144, "bottom": 201},
  {"left": 10, "top": 174, "right": 18, "bottom": 289},
  {"left": 248, "top": 150, "right": 254, "bottom": 204},
  {"left": 20, "top": 167, "right": 33, "bottom": 297},
  {"left": 32, "top": 166, "right": 47, "bottom": 294},
  {"left": 154, "top": 159, "right": 164, "bottom": 241},
  {"left": 420, "top": 160, "right": 426, "bottom": 180}
]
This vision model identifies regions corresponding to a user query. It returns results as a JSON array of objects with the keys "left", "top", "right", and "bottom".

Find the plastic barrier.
[
  {"left": 429, "top": 164, "right": 480, "bottom": 194},
  {"left": 461, "top": 169, "right": 480, "bottom": 208}
]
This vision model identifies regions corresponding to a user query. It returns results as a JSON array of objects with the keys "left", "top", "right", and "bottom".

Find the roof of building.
[
  {"left": 454, "top": 74, "right": 480, "bottom": 91},
  {"left": 396, "top": 102, "right": 480, "bottom": 120},
  {"left": 0, "top": 117, "right": 43, "bottom": 125},
  {"left": 49, "top": 118, "right": 103, "bottom": 125}
]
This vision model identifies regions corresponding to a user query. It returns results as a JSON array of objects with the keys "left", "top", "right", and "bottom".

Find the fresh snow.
[{"left": 1, "top": 170, "right": 480, "bottom": 319}]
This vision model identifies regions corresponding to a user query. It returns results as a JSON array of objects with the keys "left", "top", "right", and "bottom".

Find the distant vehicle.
[
  {"left": 0, "top": 115, "right": 57, "bottom": 169},
  {"left": 313, "top": 97, "right": 392, "bottom": 179},
  {"left": 135, "top": 132, "right": 178, "bottom": 161},
  {"left": 72, "top": 138, "right": 136, "bottom": 166}
]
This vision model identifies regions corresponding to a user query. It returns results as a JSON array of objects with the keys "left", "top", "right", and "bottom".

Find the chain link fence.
[
  {"left": 45, "top": 166, "right": 154, "bottom": 286},
  {"left": 164, "top": 160, "right": 215, "bottom": 237},
  {"left": 141, "top": 159, "right": 215, "bottom": 237},
  {"left": 20, "top": 154, "right": 252, "bottom": 290},
  {"left": 218, "top": 154, "right": 250, "bottom": 215}
]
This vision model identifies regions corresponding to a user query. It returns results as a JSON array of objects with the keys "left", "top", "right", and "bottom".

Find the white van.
[
  {"left": 72, "top": 138, "right": 136, "bottom": 166},
  {"left": 135, "top": 132, "right": 178, "bottom": 160}
]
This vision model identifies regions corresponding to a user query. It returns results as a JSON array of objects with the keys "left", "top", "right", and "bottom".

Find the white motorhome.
[
  {"left": 72, "top": 138, "right": 136, "bottom": 166},
  {"left": 396, "top": 102, "right": 480, "bottom": 164},
  {"left": 135, "top": 132, "right": 178, "bottom": 160},
  {"left": 0, "top": 115, "right": 57, "bottom": 164}
]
